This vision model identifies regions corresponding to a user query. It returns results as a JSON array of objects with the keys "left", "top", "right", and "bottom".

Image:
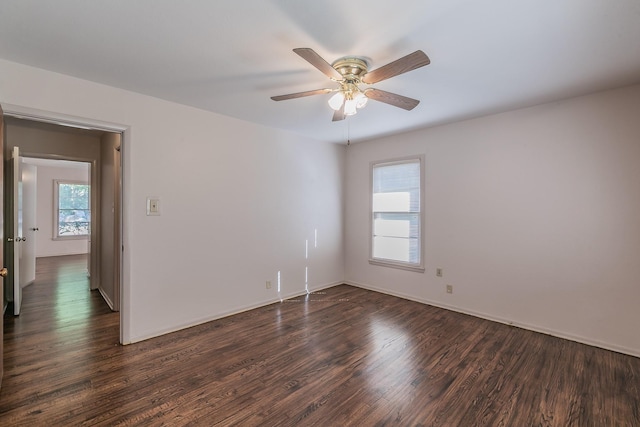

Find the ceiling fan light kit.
[
  {"left": 328, "top": 92, "right": 345, "bottom": 110},
  {"left": 271, "top": 48, "right": 430, "bottom": 121},
  {"left": 328, "top": 84, "right": 369, "bottom": 115}
]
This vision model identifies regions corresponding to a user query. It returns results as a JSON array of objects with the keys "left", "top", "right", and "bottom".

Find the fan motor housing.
[{"left": 332, "top": 57, "right": 368, "bottom": 82}]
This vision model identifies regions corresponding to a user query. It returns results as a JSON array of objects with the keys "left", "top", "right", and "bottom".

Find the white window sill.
[
  {"left": 369, "top": 259, "right": 425, "bottom": 273},
  {"left": 53, "top": 235, "right": 90, "bottom": 241}
]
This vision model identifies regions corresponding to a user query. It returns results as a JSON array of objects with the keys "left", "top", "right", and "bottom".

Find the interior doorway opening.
[{"left": 2, "top": 115, "right": 123, "bottom": 338}]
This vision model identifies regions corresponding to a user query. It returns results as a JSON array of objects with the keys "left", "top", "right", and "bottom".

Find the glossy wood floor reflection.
[{"left": 2, "top": 259, "right": 640, "bottom": 425}]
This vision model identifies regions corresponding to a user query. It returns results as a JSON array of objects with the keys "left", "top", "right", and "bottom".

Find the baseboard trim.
[
  {"left": 128, "top": 280, "right": 343, "bottom": 344},
  {"left": 344, "top": 280, "right": 640, "bottom": 359},
  {"left": 98, "top": 287, "right": 115, "bottom": 311}
]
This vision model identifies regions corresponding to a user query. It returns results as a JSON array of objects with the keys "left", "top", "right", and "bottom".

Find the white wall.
[
  {"left": 0, "top": 59, "right": 346, "bottom": 343},
  {"left": 34, "top": 164, "right": 90, "bottom": 257},
  {"left": 345, "top": 84, "right": 640, "bottom": 357},
  {"left": 99, "top": 132, "right": 121, "bottom": 309},
  {"left": 6, "top": 56, "right": 637, "bottom": 357}
]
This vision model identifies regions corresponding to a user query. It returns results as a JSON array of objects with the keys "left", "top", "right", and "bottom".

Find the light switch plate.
[{"left": 146, "top": 197, "right": 160, "bottom": 216}]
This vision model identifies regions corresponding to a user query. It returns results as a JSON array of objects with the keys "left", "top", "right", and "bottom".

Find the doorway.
[{"left": 2, "top": 115, "right": 123, "bottom": 336}]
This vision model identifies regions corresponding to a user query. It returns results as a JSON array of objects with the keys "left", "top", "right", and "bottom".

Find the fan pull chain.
[{"left": 347, "top": 119, "right": 351, "bottom": 146}]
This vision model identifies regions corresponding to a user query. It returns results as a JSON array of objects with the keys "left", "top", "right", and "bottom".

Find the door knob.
[
  {"left": 0, "top": 267, "right": 7, "bottom": 278},
  {"left": 7, "top": 237, "right": 13, "bottom": 242}
]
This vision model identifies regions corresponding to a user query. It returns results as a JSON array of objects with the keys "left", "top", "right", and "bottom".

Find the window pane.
[
  {"left": 59, "top": 222, "right": 90, "bottom": 236},
  {"left": 372, "top": 192, "right": 411, "bottom": 212},
  {"left": 373, "top": 213, "right": 419, "bottom": 238},
  {"left": 374, "top": 218, "right": 410, "bottom": 238},
  {"left": 373, "top": 161, "right": 420, "bottom": 213},
  {"left": 373, "top": 161, "right": 420, "bottom": 193},
  {"left": 373, "top": 236, "right": 410, "bottom": 262},
  {"left": 59, "top": 183, "right": 90, "bottom": 209}
]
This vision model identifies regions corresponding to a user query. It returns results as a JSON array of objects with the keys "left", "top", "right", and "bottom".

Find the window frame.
[
  {"left": 53, "top": 179, "right": 91, "bottom": 240},
  {"left": 369, "top": 155, "right": 425, "bottom": 273}
]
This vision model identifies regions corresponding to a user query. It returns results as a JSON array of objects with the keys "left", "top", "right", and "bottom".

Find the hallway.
[{"left": 1, "top": 255, "right": 119, "bottom": 422}]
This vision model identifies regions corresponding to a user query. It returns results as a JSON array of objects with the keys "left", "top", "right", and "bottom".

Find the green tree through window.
[{"left": 57, "top": 182, "right": 90, "bottom": 237}]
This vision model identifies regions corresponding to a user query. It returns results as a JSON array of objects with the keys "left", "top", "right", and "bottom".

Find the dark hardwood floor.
[{"left": 2, "top": 255, "right": 639, "bottom": 425}]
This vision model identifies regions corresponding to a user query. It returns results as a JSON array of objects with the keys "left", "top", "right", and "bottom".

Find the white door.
[
  {"left": 1, "top": 104, "right": 7, "bottom": 388},
  {"left": 21, "top": 161, "right": 37, "bottom": 286},
  {"left": 11, "top": 146, "right": 24, "bottom": 315}
]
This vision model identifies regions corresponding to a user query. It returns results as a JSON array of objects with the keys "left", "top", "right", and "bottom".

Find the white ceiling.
[{"left": 1, "top": 0, "right": 639, "bottom": 144}]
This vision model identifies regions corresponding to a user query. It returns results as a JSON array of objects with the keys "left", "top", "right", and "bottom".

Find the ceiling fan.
[{"left": 271, "top": 48, "right": 430, "bottom": 121}]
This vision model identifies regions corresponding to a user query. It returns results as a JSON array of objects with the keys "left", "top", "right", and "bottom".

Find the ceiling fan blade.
[
  {"left": 332, "top": 105, "right": 346, "bottom": 122},
  {"left": 293, "top": 48, "right": 342, "bottom": 80},
  {"left": 364, "top": 88, "right": 420, "bottom": 110},
  {"left": 271, "top": 88, "right": 332, "bottom": 101},
  {"left": 362, "top": 50, "right": 430, "bottom": 84}
]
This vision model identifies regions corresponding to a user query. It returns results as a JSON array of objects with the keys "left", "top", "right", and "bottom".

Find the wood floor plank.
[{"left": 2, "top": 254, "right": 640, "bottom": 425}]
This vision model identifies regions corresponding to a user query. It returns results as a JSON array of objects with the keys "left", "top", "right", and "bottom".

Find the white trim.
[
  {"left": 344, "top": 279, "right": 640, "bottom": 359},
  {"left": 2, "top": 103, "right": 127, "bottom": 133},
  {"left": 53, "top": 179, "right": 91, "bottom": 240},
  {"left": 99, "top": 287, "right": 115, "bottom": 311},
  {"left": 368, "top": 259, "right": 425, "bottom": 273}
]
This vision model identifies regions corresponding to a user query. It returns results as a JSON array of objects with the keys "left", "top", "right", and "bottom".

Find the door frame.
[
  {"left": 2, "top": 103, "right": 129, "bottom": 344},
  {"left": 1, "top": 104, "right": 5, "bottom": 388},
  {"left": 20, "top": 154, "right": 97, "bottom": 289}
]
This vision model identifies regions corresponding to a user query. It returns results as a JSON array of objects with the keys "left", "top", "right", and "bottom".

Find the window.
[
  {"left": 55, "top": 180, "right": 90, "bottom": 239},
  {"left": 370, "top": 157, "right": 424, "bottom": 271}
]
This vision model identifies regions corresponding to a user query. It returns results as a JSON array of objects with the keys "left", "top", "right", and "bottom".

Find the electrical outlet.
[
  {"left": 446, "top": 284, "right": 453, "bottom": 294},
  {"left": 146, "top": 197, "right": 160, "bottom": 216},
  {"left": 266, "top": 281, "right": 272, "bottom": 289},
  {"left": 436, "top": 268, "right": 443, "bottom": 277}
]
